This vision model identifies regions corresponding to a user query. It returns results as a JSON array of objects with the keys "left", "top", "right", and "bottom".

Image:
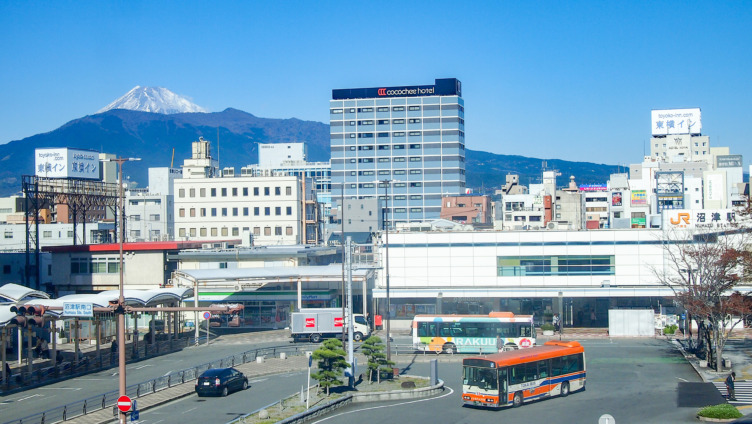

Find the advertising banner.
[
  {"left": 612, "top": 192, "right": 623, "bottom": 207},
  {"left": 35, "top": 148, "right": 100, "bottom": 180},
  {"left": 631, "top": 190, "right": 647, "bottom": 205},
  {"left": 651, "top": 108, "right": 702, "bottom": 136}
]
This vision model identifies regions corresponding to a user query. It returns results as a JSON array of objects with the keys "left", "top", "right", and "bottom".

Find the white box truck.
[{"left": 290, "top": 308, "right": 370, "bottom": 343}]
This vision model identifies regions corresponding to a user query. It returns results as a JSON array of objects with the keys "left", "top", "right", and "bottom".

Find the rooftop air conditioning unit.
[{"left": 547, "top": 222, "right": 558, "bottom": 230}]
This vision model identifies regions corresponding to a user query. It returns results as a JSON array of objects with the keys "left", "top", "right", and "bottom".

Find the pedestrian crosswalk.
[{"left": 712, "top": 380, "right": 752, "bottom": 404}]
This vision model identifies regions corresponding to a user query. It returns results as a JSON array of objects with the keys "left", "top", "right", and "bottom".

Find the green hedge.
[
  {"left": 540, "top": 323, "right": 555, "bottom": 331},
  {"left": 697, "top": 403, "right": 743, "bottom": 419},
  {"left": 663, "top": 324, "right": 678, "bottom": 335}
]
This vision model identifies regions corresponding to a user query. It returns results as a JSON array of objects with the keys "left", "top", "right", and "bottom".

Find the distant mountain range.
[{"left": 0, "top": 90, "right": 619, "bottom": 197}]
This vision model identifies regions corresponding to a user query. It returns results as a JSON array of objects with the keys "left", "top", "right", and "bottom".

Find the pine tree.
[
  {"left": 360, "top": 336, "right": 395, "bottom": 383},
  {"left": 311, "top": 339, "right": 348, "bottom": 395}
]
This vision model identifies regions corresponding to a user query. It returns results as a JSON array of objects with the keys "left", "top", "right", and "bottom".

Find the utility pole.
[
  {"left": 345, "top": 236, "right": 354, "bottom": 387},
  {"left": 106, "top": 157, "right": 140, "bottom": 424},
  {"left": 379, "top": 179, "right": 393, "bottom": 361}
]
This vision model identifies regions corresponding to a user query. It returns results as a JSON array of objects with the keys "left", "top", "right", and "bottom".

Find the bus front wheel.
[
  {"left": 443, "top": 343, "right": 456, "bottom": 354},
  {"left": 513, "top": 392, "right": 523, "bottom": 407},
  {"left": 560, "top": 382, "right": 570, "bottom": 397}
]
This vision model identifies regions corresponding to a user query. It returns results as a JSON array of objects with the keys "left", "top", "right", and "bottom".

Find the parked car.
[{"left": 195, "top": 367, "right": 248, "bottom": 397}]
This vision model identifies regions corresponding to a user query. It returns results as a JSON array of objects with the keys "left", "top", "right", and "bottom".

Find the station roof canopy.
[{"left": 0, "top": 284, "right": 193, "bottom": 327}]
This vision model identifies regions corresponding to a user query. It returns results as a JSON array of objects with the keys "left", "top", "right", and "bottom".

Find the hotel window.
[
  {"left": 232, "top": 188, "right": 238, "bottom": 196},
  {"left": 274, "top": 187, "right": 281, "bottom": 195},
  {"left": 378, "top": 145, "right": 390, "bottom": 150},
  {"left": 349, "top": 121, "right": 356, "bottom": 126},
  {"left": 395, "top": 208, "right": 406, "bottom": 213},
  {"left": 393, "top": 119, "right": 405, "bottom": 124},
  {"left": 265, "top": 207, "right": 271, "bottom": 216},
  {"left": 358, "top": 107, "right": 373, "bottom": 112},
  {"left": 264, "top": 227, "right": 271, "bottom": 236},
  {"left": 408, "top": 106, "right": 421, "bottom": 111},
  {"left": 189, "top": 228, "right": 196, "bottom": 237},
  {"left": 408, "top": 119, "right": 421, "bottom": 123},
  {"left": 264, "top": 187, "right": 270, "bottom": 196},
  {"left": 394, "top": 157, "right": 406, "bottom": 162},
  {"left": 254, "top": 187, "right": 259, "bottom": 196},
  {"left": 189, "top": 188, "right": 195, "bottom": 197},
  {"left": 378, "top": 132, "right": 389, "bottom": 138},
  {"left": 409, "top": 131, "right": 421, "bottom": 136},
  {"left": 243, "top": 187, "right": 249, "bottom": 196},
  {"left": 395, "top": 195, "right": 407, "bottom": 200},
  {"left": 253, "top": 227, "right": 260, "bottom": 235},
  {"left": 221, "top": 188, "right": 227, "bottom": 197},
  {"left": 211, "top": 208, "right": 217, "bottom": 216},
  {"left": 331, "top": 108, "right": 343, "bottom": 114},
  {"left": 392, "top": 106, "right": 404, "bottom": 111},
  {"left": 410, "top": 208, "right": 422, "bottom": 213},
  {"left": 409, "top": 157, "right": 421, "bottom": 162},
  {"left": 358, "top": 158, "right": 374, "bottom": 163},
  {"left": 275, "top": 227, "right": 282, "bottom": 235},
  {"left": 232, "top": 208, "right": 238, "bottom": 216},
  {"left": 221, "top": 228, "right": 228, "bottom": 236},
  {"left": 410, "top": 195, "right": 422, "bottom": 200},
  {"left": 358, "top": 146, "right": 374, "bottom": 151},
  {"left": 211, "top": 228, "right": 218, "bottom": 236},
  {"left": 211, "top": 188, "right": 217, "bottom": 197},
  {"left": 393, "top": 144, "right": 405, "bottom": 150},
  {"left": 286, "top": 186, "right": 292, "bottom": 195},
  {"left": 349, "top": 146, "right": 356, "bottom": 151},
  {"left": 358, "top": 120, "right": 374, "bottom": 125},
  {"left": 179, "top": 228, "right": 186, "bottom": 237},
  {"left": 221, "top": 208, "right": 228, "bottom": 216},
  {"left": 243, "top": 207, "right": 249, "bottom": 216},
  {"left": 394, "top": 170, "right": 406, "bottom": 175},
  {"left": 190, "top": 208, "right": 196, "bottom": 217},
  {"left": 275, "top": 207, "right": 281, "bottom": 215},
  {"left": 378, "top": 170, "right": 390, "bottom": 175},
  {"left": 200, "top": 228, "right": 207, "bottom": 237},
  {"left": 232, "top": 227, "right": 239, "bottom": 236},
  {"left": 178, "top": 189, "right": 185, "bottom": 198},
  {"left": 378, "top": 158, "right": 390, "bottom": 162},
  {"left": 254, "top": 207, "right": 260, "bottom": 215},
  {"left": 410, "top": 182, "right": 422, "bottom": 187},
  {"left": 409, "top": 170, "right": 422, "bottom": 174},
  {"left": 358, "top": 133, "right": 374, "bottom": 138},
  {"left": 286, "top": 206, "right": 292, "bottom": 215},
  {"left": 409, "top": 144, "right": 421, "bottom": 149},
  {"left": 377, "top": 107, "right": 389, "bottom": 112},
  {"left": 179, "top": 208, "right": 185, "bottom": 217},
  {"left": 200, "top": 188, "right": 206, "bottom": 197},
  {"left": 286, "top": 226, "right": 293, "bottom": 235}
]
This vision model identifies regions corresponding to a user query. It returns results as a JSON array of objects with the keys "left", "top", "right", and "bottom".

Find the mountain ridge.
[{"left": 0, "top": 109, "right": 618, "bottom": 197}]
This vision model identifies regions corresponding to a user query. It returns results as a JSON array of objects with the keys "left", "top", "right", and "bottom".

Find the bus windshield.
[{"left": 463, "top": 366, "right": 498, "bottom": 391}]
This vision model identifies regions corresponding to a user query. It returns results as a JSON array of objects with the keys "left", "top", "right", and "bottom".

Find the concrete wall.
[{"left": 608, "top": 309, "right": 654, "bottom": 337}]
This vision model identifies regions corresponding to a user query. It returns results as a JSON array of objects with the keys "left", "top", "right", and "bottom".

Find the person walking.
[
  {"left": 553, "top": 313, "right": 561, "bottom": 333},
  {"left": 726, "top": 371, "right": 736, "bottom": 401}
]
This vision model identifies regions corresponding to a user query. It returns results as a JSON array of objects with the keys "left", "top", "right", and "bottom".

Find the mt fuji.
[{"left": 97, "top": 86, "right": 208, "bottom": 115}]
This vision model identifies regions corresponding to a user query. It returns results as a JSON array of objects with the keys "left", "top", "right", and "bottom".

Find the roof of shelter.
[
  {"left": 0, "top": 285, "right": 193, "bottom": 327},
  {"left": 0, "top": 283, "right": 51, "bottom": 302},
  {"left": 176, "top": 264, "right": 374, "bottom": 281}
]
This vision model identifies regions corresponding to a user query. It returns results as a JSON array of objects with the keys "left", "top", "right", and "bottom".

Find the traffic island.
[{"left": 232, "top": 376, "right": 443, "bottom": 424}]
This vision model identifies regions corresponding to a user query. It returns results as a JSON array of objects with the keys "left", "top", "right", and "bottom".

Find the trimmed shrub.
[
  {"left": 540, "top": 323, "right": 555, "bottom": 332},
  {"left": 663, "top": 324, "right": 678, "bottom": 335},
  {"left": 697, "top": 403, "right": 743, "bottom": 420}
]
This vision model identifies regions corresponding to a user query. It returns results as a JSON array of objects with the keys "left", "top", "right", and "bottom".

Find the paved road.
[
  {"left": 310, "top": 339, "right": 708, "bottom": 424},
  {"left": 0, "top": 332, "right": 300, "bottom": 423}
]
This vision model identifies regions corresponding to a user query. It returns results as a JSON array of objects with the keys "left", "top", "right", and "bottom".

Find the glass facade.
[
  {"left": 497, "top": 255, "right": 615, "bottom": 276},
  {"left": 330, "top": 80, "right": 466, "bottom": 225}
]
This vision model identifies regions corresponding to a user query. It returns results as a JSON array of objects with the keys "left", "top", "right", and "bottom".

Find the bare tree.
[{"left": 654, "top": 227, "right": 750, "bottom": 371}]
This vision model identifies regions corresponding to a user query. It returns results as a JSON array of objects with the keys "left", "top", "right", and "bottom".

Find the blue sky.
[{"left": 1, "top": 1, "right": 751, "bottom": 168}]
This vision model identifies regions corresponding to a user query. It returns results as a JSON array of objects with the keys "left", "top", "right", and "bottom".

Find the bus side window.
[
  {"left": 440, "top": 324, "right": 451, "bottom": 337},
  {"left": 537, "top": 360, "right": 549, "bottom": 378},
  {"left": 551, "top": 356, "right": 563, "bottom": 376},
  {"left": 510, "top": 365, "right": 525, "bottom": 385},
  {"left": 418, "top": 323, "right": 427, "bottom": 337}
]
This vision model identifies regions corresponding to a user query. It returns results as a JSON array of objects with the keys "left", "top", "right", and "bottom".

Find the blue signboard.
[{"left": 63, "top": 302, "right": 94, "bottom": 317}]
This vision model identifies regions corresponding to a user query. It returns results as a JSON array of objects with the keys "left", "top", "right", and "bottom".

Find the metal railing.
[{"left": 4, "top": 343, "right": 317, "bottom": 424}]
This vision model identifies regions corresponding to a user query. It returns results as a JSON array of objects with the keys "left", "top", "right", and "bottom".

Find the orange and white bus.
[
  {"left": 412, "top": 312, "right": 535, "bottom": 354},
  {"left": 462, "top": 340, "right": 585, "bottom": 408}
]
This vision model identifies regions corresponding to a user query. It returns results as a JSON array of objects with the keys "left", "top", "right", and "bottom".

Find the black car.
[{"left": 195, "top": 367, "right": 248, "bottom": 397}]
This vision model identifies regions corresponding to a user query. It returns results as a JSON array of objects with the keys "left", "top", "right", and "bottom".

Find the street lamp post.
[
  {"left": 379, "top": 179, "right": 392, "bottom": 361},
  {"left": 107, "top": 157, "right": 140, "bottom": 424}
]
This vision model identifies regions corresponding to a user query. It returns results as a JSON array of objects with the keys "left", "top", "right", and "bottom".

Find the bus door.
[
  {"left": 497, "top": 367, "right": 508, "bottom": 406},
  {"left": 536, "top": 360, "right": 550, "bottom": 397}
]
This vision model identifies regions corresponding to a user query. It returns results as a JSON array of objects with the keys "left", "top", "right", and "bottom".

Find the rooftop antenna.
[{"left": 217, "top": 127, "right": 220, "bottom": 173}]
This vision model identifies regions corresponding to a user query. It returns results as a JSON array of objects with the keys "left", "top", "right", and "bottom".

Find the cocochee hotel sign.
[{"left": 333, "top": 78, "right": 462, "bottom": 100}]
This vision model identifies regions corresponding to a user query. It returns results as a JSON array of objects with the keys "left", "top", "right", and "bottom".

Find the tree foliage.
[
  {"left": 311, "top": 338, "right": 348, "bottom": 395},
  {"left": 654, "top": 221, "right": 751, "bottom": 371},
  {"left": 360, "top": 336, "right": 395, "bottom": 383}
]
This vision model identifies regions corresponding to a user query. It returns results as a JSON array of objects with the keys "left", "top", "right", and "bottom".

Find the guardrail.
[{"left": 4, "top": 343, "right": 318, "bottom": 424}]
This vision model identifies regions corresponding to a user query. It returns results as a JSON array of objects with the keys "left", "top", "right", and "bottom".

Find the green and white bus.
[{"left": 412, "top": 312, "right": 536, "bottom": 354}]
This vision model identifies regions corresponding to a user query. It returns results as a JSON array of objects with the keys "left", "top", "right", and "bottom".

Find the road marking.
[
  {"left": 248, "top": 378, "right": 268, "bottom": 384},
  {"left": 17, "top": 394, "right": 43, "bottom": 402},
  {"left": 676, "top": 377, "right": 688, "bottom": 382},
  {"left": 39, "top": 387, "right": 82, "bottom": 390},
  {"left": 182, "top": 406, "right": 198, "bottom": 414},
  {"left": 163, "top": 370, "right": 174, "bottom": 376},
  {"left": 310, "top": 386, "right": 455, "bottom": 423},
  {"left": 132, "top": 364, "right": 153, "bottom": 370}
]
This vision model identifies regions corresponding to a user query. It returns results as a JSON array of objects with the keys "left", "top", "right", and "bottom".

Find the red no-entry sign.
[{"left": 117, "top": 395, "right": 132, "bottom": 412}]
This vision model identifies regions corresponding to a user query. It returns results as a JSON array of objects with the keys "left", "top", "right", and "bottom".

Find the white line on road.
[
  {"left": 677, "top": 377, "right": 688, "bottom": 382},
  {"left": 16, "top": 394, "right": 43, "bottom": 402},
  {"left": 248, "top": 378, "right": 269, "bottom": 384},
  {"left": 163, "top": 370, "right": 174, "bottom": 376},
  {"left": 39, "top": 387, "right": 82, "bottom": 390},
  {"left": 182, "top": 406, "right": 198, "bottom": 415},
  {"left": 132, "top": 364, "right": 153, "bottom": 370},
  {"left": 310, "top": 386, "right": 455, "bottom": 423}
]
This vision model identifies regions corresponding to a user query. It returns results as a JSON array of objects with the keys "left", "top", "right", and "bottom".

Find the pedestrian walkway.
[{"left": 712, "top": 380, "right": 752, "bottom": 405}]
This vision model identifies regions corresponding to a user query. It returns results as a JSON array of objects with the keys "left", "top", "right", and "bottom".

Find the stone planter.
[
  {"left": 699, "top": 360, "right": 708, "bottom": 368},
  {"left": 543, "top": 330, "right": 554, "bottom": 336}
]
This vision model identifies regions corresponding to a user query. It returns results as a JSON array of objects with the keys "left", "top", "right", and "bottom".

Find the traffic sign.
[
  {"left": 202, "top": 311, "right": 211, "bottom": 320},
  {"left": 117, "top": 395, "right": 132, "bottom": 413},
  {"left": 131, "top": 400, "right": 139, "bottom": 421}
]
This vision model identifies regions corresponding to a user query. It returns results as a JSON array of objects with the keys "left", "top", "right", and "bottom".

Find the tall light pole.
[
  {"left": 107, "top": 157, "right": 140, "bottom": 424},
  {"left": 379, "top": 179, "right": 392, "bottom": 361}
]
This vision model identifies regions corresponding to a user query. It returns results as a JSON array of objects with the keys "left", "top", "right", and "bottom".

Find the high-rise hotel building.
[{"left": 330, "top": 78, "right": 465, "bottom": 226}]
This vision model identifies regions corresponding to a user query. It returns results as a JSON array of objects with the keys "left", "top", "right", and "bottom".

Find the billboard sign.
[
  {"left": 579, "top": 184, "right": 607, "bottom": 192},
  {"left": 631, "top": 190, "right": 647, "bottom": 205},
  {"left": 35, "top": 148, "right": 100, "bottom": 180},
  {"left": 611, "top": 192, "right": 623, "bottom": 207},
  {"left": 663, "top": 209, "right": 737, "bottom": 229},
  {"left": 716, "top": 155, "right": 743, "bottom": 168},
  {"left": 651, "top": 108, "right": 702, "bottom": 136},
  {"left": 332, "top": 78, "right": 461, "bottom": 100}
]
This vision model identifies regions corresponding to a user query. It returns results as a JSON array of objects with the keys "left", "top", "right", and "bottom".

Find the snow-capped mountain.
[{"left": 97, "top": 86, "right": 208, "bottom": 115}]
